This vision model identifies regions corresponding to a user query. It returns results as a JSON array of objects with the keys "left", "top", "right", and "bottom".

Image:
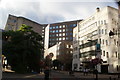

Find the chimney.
[{"left": 96, "top": 7, "right": 100, "bottom": 12}]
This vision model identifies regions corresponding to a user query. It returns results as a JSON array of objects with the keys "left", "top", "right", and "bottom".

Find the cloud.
[{"left": 0, "top": 0, "right": 118, "bottom": 29}]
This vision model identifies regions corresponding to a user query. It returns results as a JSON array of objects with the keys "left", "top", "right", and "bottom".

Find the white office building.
[{"left": 72, "top": 6, "right": 120, "bottom": 73}]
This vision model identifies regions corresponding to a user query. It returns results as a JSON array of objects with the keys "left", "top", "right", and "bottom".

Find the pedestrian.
[
  {"left": 44, "top": 66, "right": 50, "bottom": 80},
  {"left": 83, "top": 68, "right": 86, "bottom": 76}
]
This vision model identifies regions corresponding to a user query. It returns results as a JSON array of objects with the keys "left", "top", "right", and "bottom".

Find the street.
[{"left": 1, "top": 70, "right": 119, "bottom": 80}]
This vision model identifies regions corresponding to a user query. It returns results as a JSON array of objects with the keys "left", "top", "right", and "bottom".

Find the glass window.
[
  {"left": 53, "top": 30, "right": 55, "bottom": 33},
  {"left": 63, "top": 33, "right": 65, "bottom": 36},
  {"left": 59, "top": 30, "right": 62, "bottom": 32},
  {"left": 56, "top": 30, "right": 58, "bottom": 33},
  {"left": 106, "top": 52, "right": 109, "bottom": 58},
  {"left": 59, "top": 26, "right": 62, "bottom": 28},
  {"left": 66, "top": 29, "right": 68, "bottom": 31},
  {"left": 70, "top": 33, "right": 73, "bottom": 35},
  {"left": 56, "top": 34, "right": 58, "bottom": 36},
  {"left": 101, "top": 20, "right": 103, "bottom": 24},
  {"left": 106, "top": 40, "right": 108, "bottom": 45},
  {"left": 105, "top": 29, "right": 107, "bottom": 34},
  {"left": 66, "top": 33, "right": 68, "bottom": 36},
  {"left": 59, "top": 34, "right": 62, "bottom": 36},
  {"left": 73, "top": 24, "right": 76, "bottom": 27},
  {"left": 99, "top": 39, "right": 101, "bottom": 44},
  {"left": 50, "top": 31, "right": 52, "bottom": 33},
  {"left": 63, "top": 25, "right": 65, "bottom": 28},
  {"left": 56, "top": 26, "right": 58, "bottom": 28},
  {"left": 53, "top": 26, "right": 55, "bottom": 29},
  {"left": 103, "top": 51, "right": 105, "bottom": 56},
  {"left": 63, "top": 37, "right": 65, "bottom": 40},
  {"left": 70, "top": 37, "right": 73, "bottom": 40},
  {"left": 59, "top": 38, "right": 61, "bottom": 40},
  {"left": 99, "top": 29, "right": 101, "bottom": 34},
  {"left": 70, "top": 29, "right": 72, "bottom": 31},
  {"left": 63, "top": 29, "right": 65, "bottom": 32},
  {"left": 114, "top": 39, "right": 116, "bottom": 45},
  {"left": 116, "top": 52, "right": 118, "bottom": 58},
  {"left": 70, "top": 24, "right": 73, "bottom": 27},
  {"left": 66, "top": 37, "right": 68, "bottom": 40},
  {"left": 102, "top": 29, "right": 104, "bottom": 34},
  {"left": 104, "top": 20, "right": 106, "bottom": 24},
  {"left": 103, "top": 39, "right": 104, "bottom": 44}
]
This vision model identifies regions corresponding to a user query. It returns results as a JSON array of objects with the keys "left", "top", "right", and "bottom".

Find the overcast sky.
[{"left": 0, "top": 0, "right": 118, "bottom": 29}]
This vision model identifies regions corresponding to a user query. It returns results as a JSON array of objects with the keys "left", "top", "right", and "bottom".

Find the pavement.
[
  {"left": 56, "top": 70, "right": 119, "bottom": 79},
  {"left": 2, "top": 68, "right": 120, "bottom": 80}
]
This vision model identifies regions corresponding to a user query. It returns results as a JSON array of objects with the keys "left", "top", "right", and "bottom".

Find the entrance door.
[{"left": 101, "top": 65, "right": 108, "bottom": 73}]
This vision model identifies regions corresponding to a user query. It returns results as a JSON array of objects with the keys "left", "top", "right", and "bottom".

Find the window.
[
  {"left": 63, "top": 25, "right": 65, "bottom": 28},
  {"left": 117, "top": 41, "right": 118, "bottom": 46},
  {"left": 98, "top": 21, "right": 100, "bottom": 25},
  {"left": 59, "top": 26, "right": 62, "bottom": 28},
  {"left": 99, "top": 38, "right": 101, "bottom": 44},
  {"left": 63, "top": 33, "right": 65, "bottom": 36},
  {"left": 103, "top": 51, "right": 105, "bottom": 56},
  {"left": 99, "top": 29, "right": 101, "bottom": 34},
  {"left": 63, "top": 29, "right": 65, "bottom": 32},
  {"left": 56, "top": 34, "right": 58, "bottom": 36},
  {"left": 59, "top": 30, "right": 62, "bottom": 32},
  {"left": 101, "top": 20, "right": 103, "bottom": 24},
  {"left": 105, "top": 29, "right": 107, "bottom": 34},
  {"left": 116, "top": 52, "right": 118, "bottom": 58},
  {"left": 66, "top": 33, "right": 68, "bottom": 36},
  {"left": 104, "top": 20, "right": 106, "bottom": 25},
  {"left": 56, "top": 30, "right": 58, "bottom": 33},
  {"left": 59, "top": 38, "right": 61, "bottom": 40},
  {"left": 103, "top": 39, "right": 104, "bottom": 45},
  {"left": 66, "top": 37, "right": 68, "bottom": 40},
  {"left": 70, "top": 33, "right": 73, "bottom": 35},
  {"left": 102, "top": 29, "right": 104, "bottom": 34},
  {"left": 53, "top": 26, "right": 55, "bottom": 29},
  {"left": 106, "top": 52, "right": 109, "bottom": 58},
  {"left": 63, "top": 37, "right": 65, "bottom": 40},
  {"left": 70, "top": 37, "right": 73, "bottom": 40},
  {"left": 56, "top": 26, "right": 58, "bottom": 28},
  {"left": 70, "top": 29, "right": 72, "bottom": 31},
  {"left": 53, "top": 30, "right": 55, "bottom": 33},
  {"left": 50, "top": 31, "right": 52, "bottom": 33},
  {"left": 73, "top": 24, "right": 76, "bottom": 27},
  {"left": 59, "top": 34, "right": 62, "bottom": 36},
  {"left": 114, "top": 39, "right": 116, "bottom": 45},
  {"left": 106, "top": 40, "right": 108, "bottom": 45},
  {"left": 66, "top": 29, "right": 68, "bottom": 31}
]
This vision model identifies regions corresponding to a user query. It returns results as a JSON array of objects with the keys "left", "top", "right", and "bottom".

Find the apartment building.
[
  {"left": 72, "top": 6, "right": 120, "bottom": 73},
  {"left": 48, "top": 20, "right": 82, "bottom": 48},
  {"left": 5, "top": 14, "right": 47, "bottom": 58},
  {"left": 44, "top": 20, "right": 82, "bottom": 59}
]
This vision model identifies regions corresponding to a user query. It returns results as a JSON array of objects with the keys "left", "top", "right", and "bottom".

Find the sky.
[{"left": 0, "top": 0, "right": 118, "bottom": 29}]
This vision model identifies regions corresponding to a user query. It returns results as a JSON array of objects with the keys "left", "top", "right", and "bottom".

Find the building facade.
[
  {"left": 72, "top": 6, "right": 120, "bottom": 73},
  {"left": 44, "top": 20, "right": 82, "bottom": 59},
  {"left": 48, "top": 20, "right": 81, "bottom": 48},
  {"left": 5, "top": 14, "right": 47, "bottom": 59}
]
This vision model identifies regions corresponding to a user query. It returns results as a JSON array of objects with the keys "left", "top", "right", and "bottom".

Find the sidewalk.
[{"left": 56, "top": 70, "right": 119, "bottom": 79}]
